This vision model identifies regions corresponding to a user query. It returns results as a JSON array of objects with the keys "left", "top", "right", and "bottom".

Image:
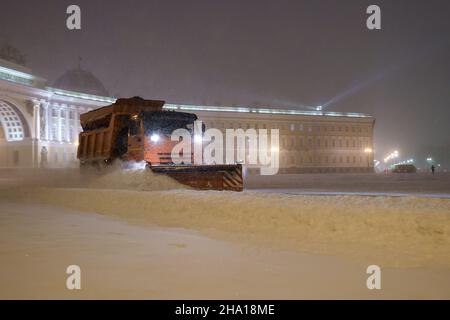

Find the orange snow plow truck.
[{"left": 77, "top": 97, "right": 243, "bottom": 191}]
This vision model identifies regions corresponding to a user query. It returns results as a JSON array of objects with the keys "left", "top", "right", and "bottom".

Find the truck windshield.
[{"left": 142, "top": 111, "right": 197, "bottom": 135}]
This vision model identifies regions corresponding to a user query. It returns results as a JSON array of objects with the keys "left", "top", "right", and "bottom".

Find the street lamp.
[{"left": 364, "top": 148, "right": 373, "bottom": 169}]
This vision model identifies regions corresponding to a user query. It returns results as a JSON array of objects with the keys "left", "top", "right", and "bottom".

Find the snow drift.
[
  {"left": 0, "top": 163, "right": 186, "bottom": 191},
  {"left": 1, "top": 185, "right": 450, "bottom": 268}
]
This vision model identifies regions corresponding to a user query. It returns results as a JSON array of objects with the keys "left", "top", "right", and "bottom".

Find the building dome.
[{"left": 53, "top": 65, "right": 109, "bottom": 97}]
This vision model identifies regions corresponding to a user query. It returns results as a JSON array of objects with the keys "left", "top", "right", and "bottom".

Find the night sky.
[{"left": 1, "top": 0, "right": 450, "bottom": 163}]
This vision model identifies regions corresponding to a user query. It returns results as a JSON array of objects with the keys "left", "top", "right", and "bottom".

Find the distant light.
[
  {"left": 316, "top": 105, "right": 323, "bottom": 111},
  {"left": 384, "top": 150, "right": 400, "bottom": 163},
  {"left": 150, "top": 134, "right": 160, "bottom": 142},
  {"left": 364, "top": 148, "right": 373, "bottom": 153},
  {"left": 426, "top": 157, "right": 433, "bottom": 162}
]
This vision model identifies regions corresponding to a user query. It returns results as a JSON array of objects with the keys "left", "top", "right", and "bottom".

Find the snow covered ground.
[
  {"left": 1, "top": 202, "right": 449, "bottom": 299},
  {"left": 0, "top": 168, "right": 450, "bottom": 299}
]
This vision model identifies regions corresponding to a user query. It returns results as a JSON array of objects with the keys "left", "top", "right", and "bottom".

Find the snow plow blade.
[{"left": 150, "top": 164, "right": 243, "bottom": 191}]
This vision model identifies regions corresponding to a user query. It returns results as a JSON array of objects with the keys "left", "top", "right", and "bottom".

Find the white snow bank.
[
  {"left": 1, "top": 187, "right": 450, "bottom": 268},
  {"left": 0, "top": 163, "right": 186, "bottom": 191}
]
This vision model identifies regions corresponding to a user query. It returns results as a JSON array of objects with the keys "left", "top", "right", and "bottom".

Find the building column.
[
  {"left": 65, "top": 106, "right": 70, "bottom": 142},
  {"left": 72, "top": 108, "right": 79, "bottom": 144},
  {"left": 56, "top": 105, "right": 62, "bottom": 142},
  {"left": 32, "top": 99, "right": 40, "bottom": 140},
  {"left": 41, "top": 101, "right": 49, "bottom": 140},
  {"left": 47, "top": 103, "right": 53, "bottom": 141},
  {"left": 31, "top": 99, "right": 41, "bottom": 168}
]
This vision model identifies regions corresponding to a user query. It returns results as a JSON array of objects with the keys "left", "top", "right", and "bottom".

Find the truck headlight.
[
  {"left": 194, "top": 135, "right": 203, "bottom": 144},
  {"left": 150, "top": 134, "right": 160, "bottom": 142}
]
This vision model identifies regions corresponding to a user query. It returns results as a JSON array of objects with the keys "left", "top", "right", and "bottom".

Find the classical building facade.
[
  {"left": 0, "top": 54, "right": 374, "bottom": 173},
  {"left": 167, "top": 104, "right": 375, "bottom": 173},
  {"left": 0, "top": 57, "right": 113, "bottom": 168}
]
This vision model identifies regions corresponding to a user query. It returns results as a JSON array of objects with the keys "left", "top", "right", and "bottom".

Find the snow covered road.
[
  {"left": 1, "top": 169, "right": 450, "bottom": 299},
  {"left": 253, "top": 189, "right": 450, "bottom": 199},
  {"left": 1, "top": 186, "right": 450, "bottom": 269},
  {"left": 1, "top": 202, "right": 449, "bottom": 299},
  {"left": 246, "top": 172, "right": 450, "bottom": 196}
]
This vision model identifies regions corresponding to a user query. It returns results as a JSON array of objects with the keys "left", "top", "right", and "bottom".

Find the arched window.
[{"left": 0, "top": 100, "right": 25, "bottom": 141}]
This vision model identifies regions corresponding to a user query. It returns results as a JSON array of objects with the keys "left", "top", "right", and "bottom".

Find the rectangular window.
[
  {"left": 69, "top": 126, "right": 75, "bottom": 142},
  {"left": 52, "top": 125, "right": 57, "bottom": 140}
]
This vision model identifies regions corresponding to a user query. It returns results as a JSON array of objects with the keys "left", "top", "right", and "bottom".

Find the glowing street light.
[{"left": 364, "top": 148, "right": 373, "bottom": 168}]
